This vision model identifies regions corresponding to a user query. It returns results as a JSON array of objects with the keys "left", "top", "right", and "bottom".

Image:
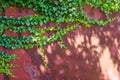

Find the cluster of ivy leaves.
[
  {"left": 0, "top": 0, "right": 120, "bottom": 73},
  {"left": 0, "top": 51, "right": 15, "bottom": 75}
]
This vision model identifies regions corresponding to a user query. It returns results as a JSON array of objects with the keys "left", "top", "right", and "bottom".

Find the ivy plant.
[
  {"left": 0, "top": 51, "right": 15, "bottom": 75},
  {"left": 0, "top": 0, "right": 120, "bottom": 69}
]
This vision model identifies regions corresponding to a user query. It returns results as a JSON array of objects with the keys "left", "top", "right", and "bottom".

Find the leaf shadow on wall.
[{"left": 25, "top": 10, "right": 120, "bottom": 80}]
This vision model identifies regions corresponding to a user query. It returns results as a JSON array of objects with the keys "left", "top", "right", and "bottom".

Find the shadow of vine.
[
  {"left": 37, "top": 12, "right": 120, "bottom": 80},
  {"left": 4, "top": 7, "right": 120, "bottom": 80}
]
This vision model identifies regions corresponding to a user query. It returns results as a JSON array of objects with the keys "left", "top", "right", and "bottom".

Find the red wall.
[{"left": 0, "top": 5, "right": 120, "bottom": 80}]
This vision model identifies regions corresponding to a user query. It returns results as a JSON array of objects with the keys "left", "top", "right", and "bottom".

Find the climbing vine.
[
  {"left": 0, "top": 51, "right": 15, "bottom": 75},
  {"left": 0, "top": 0, "right": 120, "bottom": 72}
]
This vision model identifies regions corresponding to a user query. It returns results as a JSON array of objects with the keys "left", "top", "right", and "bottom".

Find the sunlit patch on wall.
[
  {"left": 39, "top": 64, "right": 47, "bottom": 74},
  {"left": 65, "top": 50, "right": 72, "bottom": 56},
  {"left": 91, "top": 36, "right": 100, "bottom": 46},
  {"left": 54, "top": 55, "right": 63, "bottom": 65},
  {"left": 46, "top": 45, "right": 52, "bottom": 54},
  {"left": 75, "top": 34, "right": 84, "bottom": 48}
]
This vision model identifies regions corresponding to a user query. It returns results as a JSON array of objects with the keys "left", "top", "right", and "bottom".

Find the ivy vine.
[
  {"left": 0, "top": 0, "right": 120, "bottom": 71},
  {"left": 0, "top": 51, "right": 15, "bottom": 75}
]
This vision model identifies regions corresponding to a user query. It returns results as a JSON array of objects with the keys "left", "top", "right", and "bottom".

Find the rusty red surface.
[
  {"left": 0, "top": 5, "right": 120, "bottom": 80},
  {"left": 4, "top": 29, "right": 19, "bottom": 36},
  {"left": 5, "top": 7, "right": 36, "bottom": 18},
  {"left": 0, "top": 74, "right": 3, "bottom": 80}
]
